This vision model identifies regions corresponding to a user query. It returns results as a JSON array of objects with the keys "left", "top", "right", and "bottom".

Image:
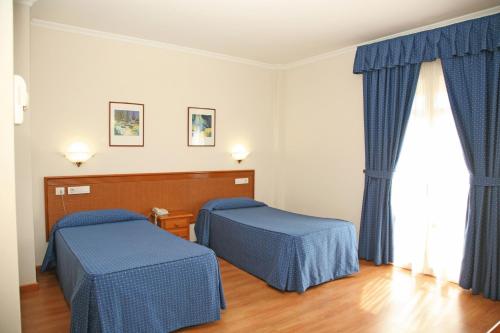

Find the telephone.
[
  {"left": 152, "top": 207, "right": 169, "bottom": 225},
  {"left": 152, "top": 207, "right": 169, "bottom": 216}
]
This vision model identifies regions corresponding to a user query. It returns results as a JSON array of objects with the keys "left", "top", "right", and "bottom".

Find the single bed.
[
  {"left": 195, "top": 198, "right": 359, "bottom": 292},
  {"left": 41, "top": 209, "right": 225, "bottom": 333}
]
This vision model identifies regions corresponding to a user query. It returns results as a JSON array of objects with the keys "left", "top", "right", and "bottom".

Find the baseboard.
[
  {"left": 20, "top": 266, "right": 42, "bottom": 294},
  {"left": 20, "top": 282, "right": 39, "bottom": 293}
]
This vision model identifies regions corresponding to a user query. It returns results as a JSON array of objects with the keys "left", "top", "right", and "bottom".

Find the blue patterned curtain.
[
  {"left": 358, "top": 64, "right": 420, "bottom": 265},
  {"left": 353, "top": 14, "right": 499, "bottom": 74},
  {"left": 353, "top": 13, "right": 500, "bottom": 299},
  {"left": 441, "top": 50, "right": 500, "bottom": 301}
]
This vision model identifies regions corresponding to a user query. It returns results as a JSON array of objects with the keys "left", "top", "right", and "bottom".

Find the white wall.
[
  {"left": 14, "top": 2, "right": 37, "bottom": 286},
  {"left": 276, "top": 7, "right": 500, "bottom": 234},
  {"left": 24, "top": 5, "right": 500, "bottom": 275},
  {"left": 30, "top": 26, "right": 279, "bottom": 263},
  {"left": 280, "top": 50, "right": 365, "bottom": 232},
  {"left": 0, "top": 0, "right": 22, "bottom": 332}
]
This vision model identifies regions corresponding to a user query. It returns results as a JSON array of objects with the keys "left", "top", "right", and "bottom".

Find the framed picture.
[
  {"left": 109, "top": 102, "right": 144, "bottom": 147},
  {"left": 188, "top": 107, "right": 216, "bottom": 146}
]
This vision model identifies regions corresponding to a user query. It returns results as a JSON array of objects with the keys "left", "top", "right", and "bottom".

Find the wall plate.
[
  {"left": 67, "top": 185, "right": 91, "bottom": 195},
  {"left": 235, "top": 178, "right": 249, "bottom": 185}
]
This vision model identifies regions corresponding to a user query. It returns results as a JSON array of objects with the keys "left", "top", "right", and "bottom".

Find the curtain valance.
[{"left": 353, "top": 13, "right": 500, "bottom": 73}]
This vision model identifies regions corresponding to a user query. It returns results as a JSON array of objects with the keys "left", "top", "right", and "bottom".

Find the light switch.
[
  {"left": 68, "top": 185, "right": 91, "bottom": 195},
  {"left": 55, "top": 187, "right": 65, "bottom": 196},
  {"left": 235, "top": 178, "right": 249, "bottom": 185}
]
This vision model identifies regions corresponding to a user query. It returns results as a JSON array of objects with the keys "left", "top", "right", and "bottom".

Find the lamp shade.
[
  {"left": 65, "top": 142, "right": 93, "bottom": 166},
  {"left": 232, "top": 144, "right": 249, "bottom": 162}
]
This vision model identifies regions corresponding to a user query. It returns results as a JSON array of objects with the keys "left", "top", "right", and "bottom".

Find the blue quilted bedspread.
[
  {"left": 195, "top": 198, "right": 359, "bottom": 292},
  {"left": 42, "top": 209, "right": 225, "bottom": 333}
]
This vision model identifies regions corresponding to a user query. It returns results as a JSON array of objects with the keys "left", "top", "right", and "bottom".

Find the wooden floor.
[{"left": 21, "top": 260, "right": 500, "bottom": 333}]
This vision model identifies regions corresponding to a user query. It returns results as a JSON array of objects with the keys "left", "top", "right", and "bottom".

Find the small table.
[{"left": 151, "top": 210, "right": 194, "bottom": 240}]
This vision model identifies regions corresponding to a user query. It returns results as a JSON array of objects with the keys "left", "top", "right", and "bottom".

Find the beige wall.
[
  {"left": 8, "top": 7, "right": 498, "bottom": 321},
  {"left": 275, "top": 9, "right": 500, "bottom": 234},
  {"left": 276, "top": 7, "right": 499, "bottom": 234},
  {"left": 0, "top": 0, "right": 22, "bottom": 332},
  {"left": 30, "top": 26, "right": 279, "bottom": 263},
  {"left": 28, "top": 26, "right": 365, "bottom": 266},
  {"left": 280, "top": 50, "right": 365, "bottom": 233},
  {"left": 14, "top": 2, "right": 37, "bottom": 286}
]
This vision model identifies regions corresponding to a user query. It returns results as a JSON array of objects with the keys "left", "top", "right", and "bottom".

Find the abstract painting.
[{"left": 188, "top": 107, "right": 215, "bottom": 146}]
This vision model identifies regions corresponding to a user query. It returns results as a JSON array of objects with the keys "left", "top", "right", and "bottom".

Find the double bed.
[
  {"left": 42, "top": 209, "right": 225, "bottom": 333},
  {"left": 195, "top": 198, "right": 359, "bottom": 292}
]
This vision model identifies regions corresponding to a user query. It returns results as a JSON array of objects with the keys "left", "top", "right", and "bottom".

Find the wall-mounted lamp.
[
  {"left": 232, "top": 145, "right": 249, "bottom": 163},
  {"left": 65, "top": 142, "right": 94, "bottom": 167},
  {"left": 14, "top": 75, "right": 29, "bottom": 125}
]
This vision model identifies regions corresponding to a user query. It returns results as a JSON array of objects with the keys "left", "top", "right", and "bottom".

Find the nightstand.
[{"left": 152, "top": 211, "right": 193, "bottom": 240}]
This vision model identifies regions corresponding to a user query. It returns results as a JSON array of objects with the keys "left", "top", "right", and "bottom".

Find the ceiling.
[{"left": 31, "top": 0, "right": 499, "bottom": 65}]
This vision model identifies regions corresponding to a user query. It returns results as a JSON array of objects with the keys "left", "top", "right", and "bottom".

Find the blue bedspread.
[
  {"left": 42, "top": 209, "right": 225, "bottom": 333},
  {"left": 195, "top": 198, "right": 359, "bottom": 292}
]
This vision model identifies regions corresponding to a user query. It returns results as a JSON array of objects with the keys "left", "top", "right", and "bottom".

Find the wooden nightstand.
[{"left": 151, "top": 211, "right": 193, "bottom": 240}]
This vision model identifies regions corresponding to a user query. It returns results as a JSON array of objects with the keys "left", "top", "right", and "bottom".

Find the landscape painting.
[
  {"left": 109, "top": 102, "right": 144, "bottom": 146},
  {"left": 114, "top": 110, "right": 140, "bottom": 136},
  {"left": 188, "top": 107, "right": 216, "bottom": 146}
]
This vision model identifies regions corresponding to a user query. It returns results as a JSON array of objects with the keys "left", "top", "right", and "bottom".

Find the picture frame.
[
  {"left": 109, "top": 102, "right": 144, "bottom": 147},
  {"left": 188, "top": 107, "right": 216, "bottom": 146}
]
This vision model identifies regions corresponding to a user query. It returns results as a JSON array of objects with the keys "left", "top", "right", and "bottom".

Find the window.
[{"left": 391, "top": 60, "right": 469, "bottom": 283}]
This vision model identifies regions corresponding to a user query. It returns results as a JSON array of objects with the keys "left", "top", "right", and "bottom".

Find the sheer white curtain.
[{"left": 392, "top": 60, "right": 469, "bottom": 283}]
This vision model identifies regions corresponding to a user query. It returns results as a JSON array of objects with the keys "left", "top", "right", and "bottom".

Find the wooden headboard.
[{"left": 44, "top": 170, "right": 255, "bottom": 240}]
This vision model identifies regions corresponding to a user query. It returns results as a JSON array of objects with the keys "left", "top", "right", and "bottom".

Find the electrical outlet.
[{"left": 55, "top": 187, "right": 65, "bottom": 196}]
